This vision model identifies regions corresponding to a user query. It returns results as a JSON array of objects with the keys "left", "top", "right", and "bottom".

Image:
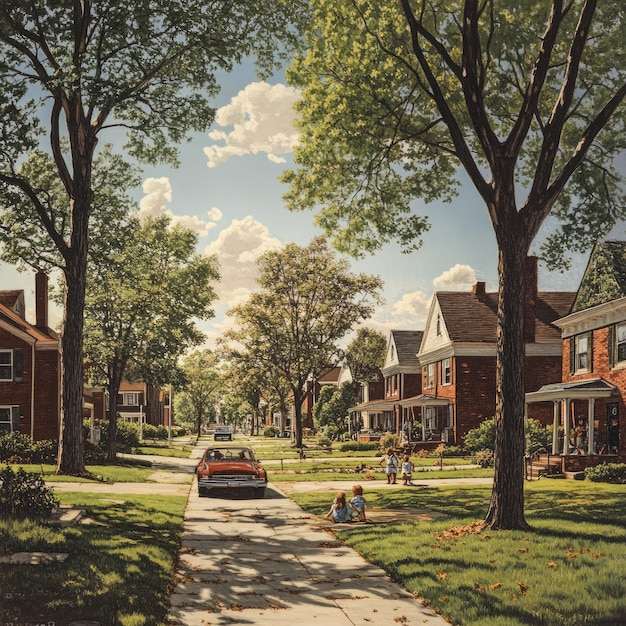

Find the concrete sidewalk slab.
[{"left": 166, "top": 481, "right": 449, "bottom": 626}]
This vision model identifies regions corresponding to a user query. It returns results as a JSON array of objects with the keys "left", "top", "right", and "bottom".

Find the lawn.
[
  {"left": 0, "top": 492, "right": 186, "bottom": 626},
  {"left": 290, "top": 480, "right": 626, "bottom": 626}
]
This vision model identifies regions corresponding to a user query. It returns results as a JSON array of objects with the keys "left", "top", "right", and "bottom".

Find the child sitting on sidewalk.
[{"left": 349, "top": 484, "right": 367, "bottom": 521}]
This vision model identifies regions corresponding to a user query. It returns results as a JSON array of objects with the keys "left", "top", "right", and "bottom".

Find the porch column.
[
  {"left": 563, "top": 398, "right": 571, "bottom": 455},
  {"left": 524, "top": 402, "right": 529, "bottom": 452},
  {"left": 552, "top": 401, "right": 560, "bottom": 455},
  {"left": 421, "top": 409, "right": 427, "bottom": 442},
  {"left": 587, "top": 398, "right": 595, "bottom": 455}
]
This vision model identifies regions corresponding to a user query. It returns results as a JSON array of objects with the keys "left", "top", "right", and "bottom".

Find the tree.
[
  {"left": 224, "top": 237, "right": 382, "bottom": 447},
  {"left": 283, "top": 0, "right": 626, "bottom": 529},
  {"left": 0, "top": 0, "right": 304, "bottom": 475},
  {"left": 174, "top": 351, "right": 223, "bottom": 439},
  {"left": 313, "top": 382, "right": 356, "bottom": 436},
  {"left": 345, "top": 328, "right": 386, "bottom": 387},
  {"left": 83, "top": 215, "right": 218, "bottom": 461}
]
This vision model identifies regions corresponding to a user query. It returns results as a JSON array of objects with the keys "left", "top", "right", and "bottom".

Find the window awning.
[
  {"left": 348, "top": 400, "right": 397, "bottom": 414},
  {"left": 525, "top": 378, "right": 617, "bottom": 403},
  {"left": 399, "top": 394, "right": 450, "bottom": 407}
]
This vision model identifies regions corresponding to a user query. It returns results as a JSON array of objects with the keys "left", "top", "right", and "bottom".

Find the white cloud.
[
  {"left": 138, "top": 177, "right": 221, "bottom": 236},
  {"left": 392, "top": 290, "right": 431, "bottom": 318},
  {"left": 433, "top": 264, "right": 477, "bottom": 289},
  {"left": 204, "top": 216, "right": 283, "bottom": 304},
  {"left": 204, "top": 81, "right": 300, "bottom": 168}
]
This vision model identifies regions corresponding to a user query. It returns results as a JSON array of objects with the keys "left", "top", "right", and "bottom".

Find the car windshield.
[{"left": 204, "top": 448, "right": 253, "bottom": 462}]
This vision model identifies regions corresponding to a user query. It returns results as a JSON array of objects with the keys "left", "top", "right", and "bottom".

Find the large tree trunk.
[
  {"left": 57, "top": 251, "right": 88, "bottom": 475},
  {"left": 485, "top": 239, "right": 530, "bottom": 530}
]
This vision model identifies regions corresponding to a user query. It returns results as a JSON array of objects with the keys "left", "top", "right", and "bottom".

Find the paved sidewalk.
[
  {"left": 166, "top": 441, "right": 450, "bottom": 626},
  {"left": 167, "top": 482, "right": 449, "bottom": 626}
]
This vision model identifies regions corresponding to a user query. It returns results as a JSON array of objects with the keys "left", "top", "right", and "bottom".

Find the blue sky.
[{"left": 1, "top": 60, "right": 595, "bottom": 346}]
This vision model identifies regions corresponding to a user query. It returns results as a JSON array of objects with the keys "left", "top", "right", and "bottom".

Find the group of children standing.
[
  {"left": 324, "top": 448, "right": 416, "bottom": 524},
  {"left": 379, "top": 447, "right": 414, "bottom": 485}
]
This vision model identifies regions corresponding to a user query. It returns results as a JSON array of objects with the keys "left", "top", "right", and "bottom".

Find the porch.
[{"left": 525, "top": 451, "right": 620, "bottom": 479}]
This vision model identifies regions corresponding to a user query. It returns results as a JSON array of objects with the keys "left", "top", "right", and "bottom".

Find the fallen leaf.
[
  {"left": 437, "top": 570, "right": 448, "bottom": 580},
  {"left": 516, "top": 580, "right": 529, "bottom": 596},
  {"left": 489, "top": 583, "right": 502, "bottom": 591},
  {"left": 547, "top": 562, "right": 558, "bottom": 568},
  {"left": 475, "top": 583, "right": 485, "bottom": 592}
]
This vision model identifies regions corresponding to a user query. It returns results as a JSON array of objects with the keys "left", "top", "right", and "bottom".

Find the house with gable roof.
[
  {"left": 349, "top": 330, "right": 422, "bottom": 440},
  {"left": 416, "top": 257, "right": 575, "bottom": 446},
  {"left": 526, "top": 240, "right": 626, "bottom": 470},
  {"left": 0, "top": 272, "right": 61, "bottom": 440}
]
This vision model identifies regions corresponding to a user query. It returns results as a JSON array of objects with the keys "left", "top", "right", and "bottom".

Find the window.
[
  {"left": 0, "top": 406, "right": 19, "bottom": 434},
  {"left": 571, "top": 333, "right": 592, "bottom": 373},
  {"left": 121, "top": 392, "right": 140, "bottom": 406},
  {"left": 617, "top": 324, "right": 626, "bottom": 363},
  {"left": 427, "top": 363, "right": 435, "bottom": 389},
  {"left": 0, "top": 351, "right": 12, "bottom": 381},
  {"left": 441, "top": 358, "right": 451, "bottom": 385}
]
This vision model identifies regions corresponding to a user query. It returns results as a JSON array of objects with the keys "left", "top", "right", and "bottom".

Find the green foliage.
[
  {"left": 464, "top": 418, "right": 496, "bottom": 453},
  {"left": 338, "top": 441, "right": 379, "bottom": 452},
  {"left": 345, "top": 328, "right": 386, "bottom": 384},
  {"left": 224, "top": 237, "right": 382, "bottom": 446},
  {"left": 264, "top": 426, "right": 279, "bottom": 437},
  {"left": 585, "top": 463, "right": 626, "bottom": 483},
  {"left": 0, "top": 433, "right": 57, "bottom": 464},
  {"left": 313, "top": 382, "right": 356, "bottom": 432},
  {"left": 0, "top": 466, "right": 59, "bottom": 519},
  {"left": 317, "top": 436, "right": 332, "bottom": 448},
  {"left": 379, "top": 432, "right": 399, "bottom": 451}
]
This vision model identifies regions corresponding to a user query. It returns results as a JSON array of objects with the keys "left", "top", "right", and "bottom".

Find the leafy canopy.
[{"left": 283, "top": 0, "right": 626, "bottom": 267}]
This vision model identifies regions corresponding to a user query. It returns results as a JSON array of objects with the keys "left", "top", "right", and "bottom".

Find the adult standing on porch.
[{"left": 379, "top": 447, "right": 399, "bottom": 484}]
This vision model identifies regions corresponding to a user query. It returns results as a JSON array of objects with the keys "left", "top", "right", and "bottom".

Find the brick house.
[
  {"left": 0, "top": 272, "right": 61, "bottom": 440},
  {"left": 526, "top": 241, "right": 626, "bottom": 470},
  {"left": 417, "top": 257, "right": 575, "bottom": 446},
  {"left": 350, "top": 330, "right": 423, "bottom": 441}
]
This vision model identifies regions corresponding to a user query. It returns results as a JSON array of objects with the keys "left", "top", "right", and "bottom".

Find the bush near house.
[
  {"left": 0, "top": 433, "right": 57, "bottom": 464},
  {"left": 585, "top": 462, "right": 626, "bottom": 483}
]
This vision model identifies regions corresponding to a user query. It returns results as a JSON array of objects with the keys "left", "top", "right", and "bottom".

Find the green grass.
[
  {"left": 133, "top": 444, "right": 193, "bottom": 458},
  {"left": 0, "top": 492, "right": 186, "bottom": 626},
  {"left": 10, "top": 460, "right": 168, "bottom": 483},
  {"left": 290, "top": 481, "right": 626, "bottom": 625},
  {"left": 269, "top": 466, "right": 493, "bottom": 481}
]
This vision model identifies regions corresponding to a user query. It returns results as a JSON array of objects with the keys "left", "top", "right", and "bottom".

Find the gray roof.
[
  {"left": 390, "top": 330, "right": 423, "bottom": 364},
  {"left": 436, "top": 291, "right": 575, "bottom": 343}
]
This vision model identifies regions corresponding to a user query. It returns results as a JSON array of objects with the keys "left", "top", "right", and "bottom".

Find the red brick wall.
[
  {"left": 33, "top": 348, "right": 60, "bottom": 440},
  {"left": 402, "top": 372, "right": 422, "bottom": 399},
  {"left": 0, "top": 333, "right": 33, "bottom": 433}
]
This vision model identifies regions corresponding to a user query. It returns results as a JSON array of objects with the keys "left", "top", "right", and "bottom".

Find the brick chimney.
[
  {"left": 35, "top": 271, "right": 49, "bottom": 330},
  {"left": 472, "top": 281, "right": 486, "bottom": 300},
  {"left": 524, "top": 256, "right": 538, "bottom": 343}
]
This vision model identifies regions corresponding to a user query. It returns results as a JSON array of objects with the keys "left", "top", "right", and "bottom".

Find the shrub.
[
  {"left": 317, "top": 436, "right": 332, "bottom": 448},
  {"left": 0, "top": 432, "right": 57, "bottom": 464},
  {"left": 338, "top": 441, "right": 379, "bottom": 452},
  {"left": 0, "top": 465, "right": 59, "bottom": 519},
  {"left": 463, "top": 418, "right": 496, "bottom": 452},
  {"left": 379, "top": 432, "right": 399, "bottom": 451},
  {"left": 430, "top": 444, "right": 465, "bottom": 457},
  {"left": 585, "top": 462, "right": 626, "bottom": 483},
  {"left": 473, "top": 449, "right": 494, "bottom": 468},
  {"left": 264, "top": 426, "right": 278, "bottom": 437}
]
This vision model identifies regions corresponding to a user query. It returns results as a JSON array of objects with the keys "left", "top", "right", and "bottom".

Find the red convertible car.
[{"left": 196, "top": 446, "right": 268, "bottom": 498}]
